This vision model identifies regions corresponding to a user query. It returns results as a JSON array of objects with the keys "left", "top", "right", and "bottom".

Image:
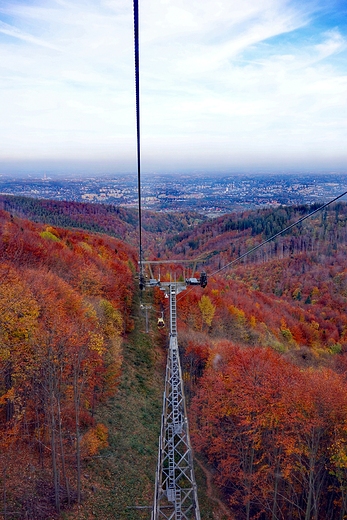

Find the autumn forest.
[{"left": 2, "top": 194, "right": 347, "bottom": 519}]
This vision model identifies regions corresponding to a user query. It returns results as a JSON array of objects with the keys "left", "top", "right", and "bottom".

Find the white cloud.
[
  {"left": 0, "top": 20, "right": 60, "bottom": 49},
  {"left": 314, "top": 29, "right": 346, "bottom": 60},
  {"left": 0, "top": 0, "right": 346, "bottom": 171}
]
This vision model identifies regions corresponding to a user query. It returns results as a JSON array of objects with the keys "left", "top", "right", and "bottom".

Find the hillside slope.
[
  {"left": 158, "top": 203, "right": 347, "bottom": 520},
  {"left": 159, "top": 202, "right": 347, "bottom": 268},
  {"left": 0, "top": 194, "right": 205, "bottom": 252},
  {"left": 3, "top": 198, "right": 347, "bottom": 519},
  {"left": 0, "top": 209, "right": 136, "bottom": 518},
  {"left": 0, "top": 208, "right": 221, "bottom": 519}
]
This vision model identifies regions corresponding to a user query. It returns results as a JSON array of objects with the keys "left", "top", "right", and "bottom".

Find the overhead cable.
[
  {"left": 211, "top": 189, "right": 347, "bottom": 277},
  {"left": 133, "top": 0, "right": 144, "bottom": 288}
]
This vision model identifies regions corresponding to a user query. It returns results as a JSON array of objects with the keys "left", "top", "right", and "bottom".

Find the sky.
[{"left": 0, "top": 0, "right": 347, "bottom": 175}]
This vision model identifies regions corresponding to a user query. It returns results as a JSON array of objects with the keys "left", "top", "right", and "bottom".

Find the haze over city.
[{"left": 0, "top": 0, "right": 347, "bottom": 174}]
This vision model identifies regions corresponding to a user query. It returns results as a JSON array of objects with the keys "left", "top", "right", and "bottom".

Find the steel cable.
[{"left": 133, "top": 0, "right": 144, "bottom": 288}]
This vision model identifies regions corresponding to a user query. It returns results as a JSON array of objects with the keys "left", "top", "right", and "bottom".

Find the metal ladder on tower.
[
  {"left": 170, "top": 284, "right": 177, "bottom": 336},
  {"left": 152, "top": 282, "right": 201, "bottom": 520}
]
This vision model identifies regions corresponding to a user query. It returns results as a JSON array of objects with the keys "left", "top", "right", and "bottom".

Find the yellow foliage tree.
[
  {"left": 81, "top": 423, "right": 109, "bottom": 457},
  {"left": 198, "top": 295, "right": 216, "bottom": 328},
  {"left": 229, "top": 305, "right": 246, "bottom": 324},
  {"left": 0, "top": 264, "right": 40, "bottom": 421}
]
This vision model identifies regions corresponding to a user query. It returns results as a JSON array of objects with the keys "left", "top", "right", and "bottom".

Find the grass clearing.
[{"left": 63, "top": 307, "right": 225, "bottom": 519}]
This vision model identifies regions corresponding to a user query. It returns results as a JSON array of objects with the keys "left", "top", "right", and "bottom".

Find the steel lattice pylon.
[{"left": 152, "top": 283, "right": 201, "bottom": 520}]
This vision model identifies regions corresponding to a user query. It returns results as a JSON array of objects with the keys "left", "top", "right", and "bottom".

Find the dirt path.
[{"left": 195, "top": 458, "right": 234, "bottom": 520}]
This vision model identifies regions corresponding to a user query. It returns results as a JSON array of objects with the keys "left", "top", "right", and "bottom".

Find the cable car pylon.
[
  {"left": 132, "top": 1, "right": 202, "bottom": 513},
  {"left": 152, "top": 281, "right": 201, "bottom": 520}
]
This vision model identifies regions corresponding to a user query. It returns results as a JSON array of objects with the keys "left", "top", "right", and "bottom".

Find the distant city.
[{"left": 0, "top": 172, "right": 346, "bottom": 216}]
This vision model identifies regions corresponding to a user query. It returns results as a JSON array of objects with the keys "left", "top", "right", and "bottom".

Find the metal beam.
[
  {"left": 152, "top": 283, "right": 201, "bottom": 520},
  {"left": 141, "top": 259, "right": 206, "bottom": 265}
]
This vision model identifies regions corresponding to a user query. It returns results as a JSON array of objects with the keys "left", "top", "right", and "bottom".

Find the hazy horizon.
[{"left": 1, "top": 165, "right": 346, "bottom": 180}]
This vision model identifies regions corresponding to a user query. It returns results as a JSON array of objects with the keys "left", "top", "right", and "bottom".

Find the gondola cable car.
[{"left": 157, "top": 311, "right": 165, "bottom": 329}]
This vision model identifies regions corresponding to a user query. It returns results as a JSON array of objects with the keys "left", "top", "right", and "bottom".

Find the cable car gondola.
[
  {"left": 185, "top": 271, "right": 208, "bottom": 288},
  {"left": 157, "top": 312, "right": 165, "bottom": 329},
  {"left": 199, "top": 271, "right": 208, "bottom": 288}
]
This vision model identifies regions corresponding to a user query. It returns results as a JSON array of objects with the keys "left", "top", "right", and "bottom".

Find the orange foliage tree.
[
  {"left": 191, "top": 342, "right": 347, "bottom": 520},
  {"left": 0, "top": 210, "right": 135, "bottom": 517}
]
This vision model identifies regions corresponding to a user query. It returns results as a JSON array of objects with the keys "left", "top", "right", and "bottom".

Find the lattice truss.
[{"left": 152, "top": 284, "right": 201, "bottom": 520}]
